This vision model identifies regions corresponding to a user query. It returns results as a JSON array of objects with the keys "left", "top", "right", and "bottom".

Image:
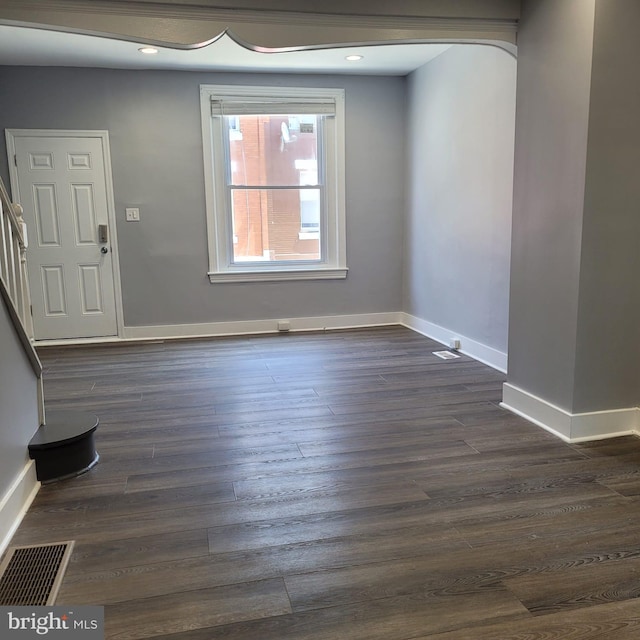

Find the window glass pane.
[
  {"left": 299, "top": 190, "right": 320, "bottom": 232},
  {"left": 227, "top": 115, "right": 319, "bottom": 187},
  {"left": 231, "top": 188, "right": 321, "bottom": 262}
]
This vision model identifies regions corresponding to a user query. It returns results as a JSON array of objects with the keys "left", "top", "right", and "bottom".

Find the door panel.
[
  {"left": 41, "top": 266, "right": 67, "bottom": 315},
  {"left": 78, "top": 264, "right": 105, "bottom": 314},
  {"left": 13, "top": 135, "right": 118, "bottom": 339},
  {"left": 71, "top": 184, "right": 98, "bottom": 245},
  {"left": 33, "top": 184, "right": 61, "bottom": 246}
]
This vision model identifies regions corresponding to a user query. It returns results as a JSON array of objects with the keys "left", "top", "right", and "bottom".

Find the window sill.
[
  {"left": 298, "top": 231, "right": 320, "bottom": 240},
  {"left": 208, "top": 267, "right": 348, "bottom": 283}
]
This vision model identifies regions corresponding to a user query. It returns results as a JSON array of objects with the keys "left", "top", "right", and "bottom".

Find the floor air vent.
[
  {"left": 0, "top": 541, "right": 74, "bottom": 606},
  {"left": 433, "top": 350, "right": 461, "bottom": 360}
]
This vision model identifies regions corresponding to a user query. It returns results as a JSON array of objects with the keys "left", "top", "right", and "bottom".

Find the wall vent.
[{"left": 0, "top": 541, "right": 74, "bottom": 606}]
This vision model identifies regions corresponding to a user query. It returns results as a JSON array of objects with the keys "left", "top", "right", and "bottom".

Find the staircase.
[
  {"left": 0, "top": 176, "right": 98, "bottom": 505},
  {"left": 0, "top": 175, "right": 43, "bottom": 554},
  {"left": 0, "top": 176, "right": 43, "bottom": 421}
]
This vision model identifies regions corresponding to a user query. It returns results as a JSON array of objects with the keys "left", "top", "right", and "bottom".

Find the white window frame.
[{"left": 200, "top": 84, "right": 347, "bottom": 283}]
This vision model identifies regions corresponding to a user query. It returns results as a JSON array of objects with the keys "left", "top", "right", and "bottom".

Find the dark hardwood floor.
[{"left": 11, "top": 327, "right": 640, "bottom": 639}]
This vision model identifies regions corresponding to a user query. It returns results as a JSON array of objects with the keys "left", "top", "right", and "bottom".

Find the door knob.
[{"left": 100, "top": 246, "right": 109, "bottom": 254}]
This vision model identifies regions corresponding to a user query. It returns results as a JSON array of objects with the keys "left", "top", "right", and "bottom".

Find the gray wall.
[
  {"left": 404, "top": 45, "right": 516, "bottom": 353},
  {"left": 0, "top": 67, "right": 405, "bottom": 327},
  {"left": 0, "top": 297, "right": 39, "bottom": 503},
  {"left": 507, "top": 0, "right": 596, "bottom": 411},
  {"left": 571, "top": 0, "right": 640, "bottom": 412}
]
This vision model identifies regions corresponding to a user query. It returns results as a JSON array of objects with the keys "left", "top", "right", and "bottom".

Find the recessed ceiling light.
[
  {"left": 138, "top": 46, "right": 159, "bottom": 55},
  {"left": 345, "top": 55, "right": 363, "bottom": 62}
]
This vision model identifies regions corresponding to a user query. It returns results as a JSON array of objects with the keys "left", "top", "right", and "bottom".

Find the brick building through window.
[{"left": 229, "top": 114, "right": 321, "bottom": 262}]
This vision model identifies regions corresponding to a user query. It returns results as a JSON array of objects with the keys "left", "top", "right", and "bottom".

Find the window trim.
[{"left": 200, "top": 84, "right": 347, "bottom": 283}]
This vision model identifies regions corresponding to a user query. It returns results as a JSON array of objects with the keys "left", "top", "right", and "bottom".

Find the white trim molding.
[
  {"left": 0, "top": 460, "right": 40, "bottom": 557},
  {"left": 0, "top": 2, "right": 519, "bottom": 51},
  {"left": 121, "top": 312, "right": 402, "bottom": 341},
  {"left": 400, "top": 313, "right": 507, "bottom": 373},
  {"left": 117, "top": 312, "right": 508, "bottom": 368},
  {"left": 208, "top": 267, "right": 348, "bottom": 283},
  {"left": 200, "top": 85, "right": 347, "bottom": 284},
  {"left": 501, "top": 383, "right": 640, "bottom": 443}
]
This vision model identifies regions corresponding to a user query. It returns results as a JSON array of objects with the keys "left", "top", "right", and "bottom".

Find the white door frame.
[{"left": 6, "top": 129, "right": 124, "bottom": 340}]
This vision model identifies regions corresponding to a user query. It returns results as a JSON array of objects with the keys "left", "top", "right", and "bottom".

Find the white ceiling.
[{"left": 0, "top": 24, "right": 452, "bottom": 75}]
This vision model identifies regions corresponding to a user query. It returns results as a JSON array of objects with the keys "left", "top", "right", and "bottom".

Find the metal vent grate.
[
  {"left": 0, "top": 541, "right": 74, "bottom": 606},
  {"left": 433, "top": 350, "right": 461, "bottom": 360}
]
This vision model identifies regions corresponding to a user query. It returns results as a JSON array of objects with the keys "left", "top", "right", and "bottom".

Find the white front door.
[{"left": 9, "top": 132, "right": 119, "bottom": 339}]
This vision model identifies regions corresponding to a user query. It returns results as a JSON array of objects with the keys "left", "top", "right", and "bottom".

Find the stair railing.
[{"left": 0, "top": 175, "right": 44, "bottom": 426}]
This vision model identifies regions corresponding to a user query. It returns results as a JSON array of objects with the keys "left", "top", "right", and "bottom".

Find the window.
[{"left": 200, "top": 85, "right": 347, "bottom": 282}]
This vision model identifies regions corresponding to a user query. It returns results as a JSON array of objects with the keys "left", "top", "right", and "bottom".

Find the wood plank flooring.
[{"left": 10, "top": 327, "right": 640, "bottom": 639}]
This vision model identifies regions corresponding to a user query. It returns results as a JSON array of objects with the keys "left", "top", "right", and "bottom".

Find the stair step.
[{"left": 28, "top": 410, "right": 99, "bottom": 484}]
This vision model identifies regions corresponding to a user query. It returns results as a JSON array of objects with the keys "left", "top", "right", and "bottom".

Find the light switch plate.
[{"left": 125, "top": 207, "right": 140, "bottom": 221}]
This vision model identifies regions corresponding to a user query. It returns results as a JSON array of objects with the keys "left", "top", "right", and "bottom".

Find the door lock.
[{"left": 98, "top": 224, "right": 108, "bottom": 243}]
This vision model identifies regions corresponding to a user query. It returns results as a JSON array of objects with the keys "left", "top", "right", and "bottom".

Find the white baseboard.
[
  {"left": 400, "top": 313, "right": 507, "bottom": 373},
  {"left": 501, "top": 382, "right": 640, "bottom": 443},
  {"left": 120, "top": 312, "right": 403, "bottom": 341},
  {"left": 38, "top": 312, "right": 508, "bottom": 376},
  {"left": 0, "top": 460, "right": 40, "bottom": 557}
]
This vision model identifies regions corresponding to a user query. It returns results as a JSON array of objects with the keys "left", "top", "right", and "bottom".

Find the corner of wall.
[
  {"left": 0, "top": 460, "right": 40, "bottom": 556},
  {"left": 401, "top": 313, "right": 507, "bottom": 373},
  {"left": 501, "top": 382, "right": 639, "bottom": 443}
]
